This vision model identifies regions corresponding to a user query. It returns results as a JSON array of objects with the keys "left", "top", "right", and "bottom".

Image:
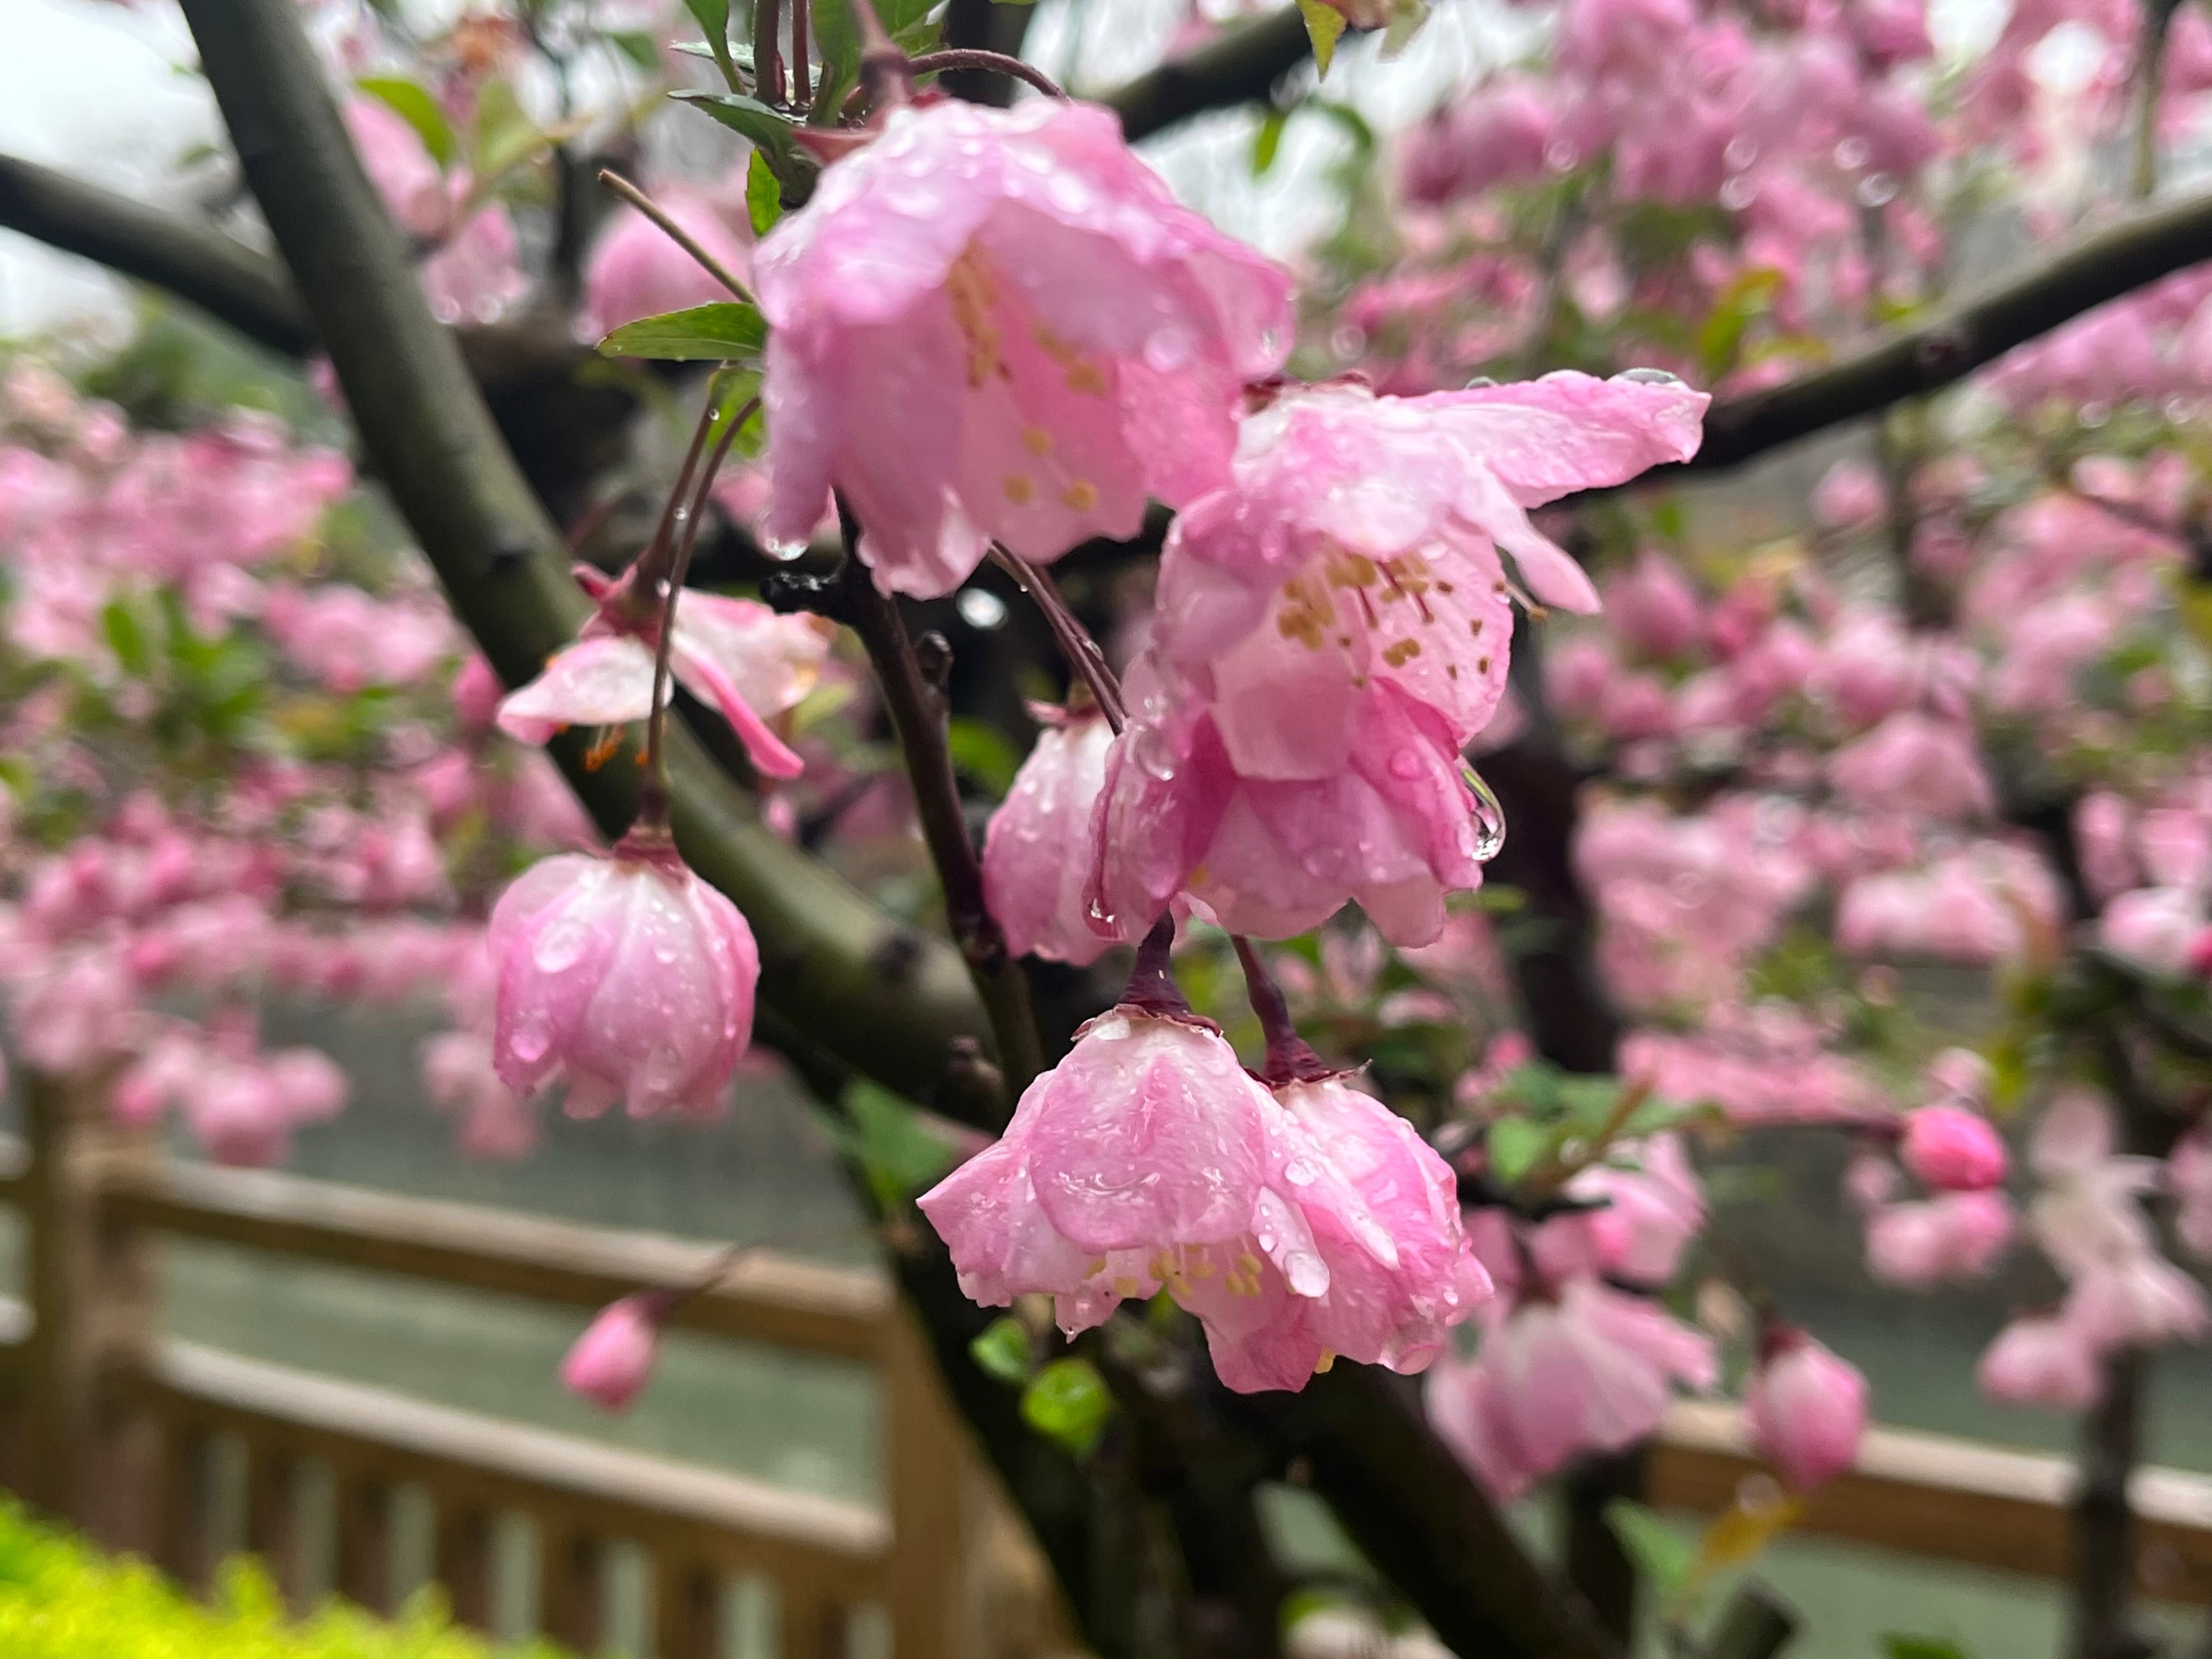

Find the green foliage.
[
  {"left": 1020, "top": 1357, "right": 1114, "bottom": 1455},
  {"left": 0, "top": 1498, "right": 562, "bottom": 1658},
  {"left": 1881, "top": 1638, "right": 1975, "bottom": 1659},
  {"left": 596, "top": 302, "right": 767, "bottom": 362},
  {"left": 745, "top": 149, "right": 784, "bottom": 237},
  {"left": 1603, "top": 1499, "right": 1695, "bottom": 1605},
  {"left": 1296, "top": 0, "right": 1348, "bottom": 75},
  {"left": 945, "top": 717, "right": 1020, "bottom": 795},
  {"left": 969, "top": 1315, "right": 1036, "bottom": 1384},
  {"left": 354, "top": 77, "right": 457, "bottom": 168},
  {"left": 810, "top": 0, "right": 943, "bottom": 118},
  {"left": 681, "top": 0, "right": 742, "bottom": 92},
  {"left": 827, "top": 1079, "right": 956, "bottom": 1209}
]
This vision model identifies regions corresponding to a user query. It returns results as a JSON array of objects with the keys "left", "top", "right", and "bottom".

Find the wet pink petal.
[{"left": 984, "top": 706, "right": 1117, "bottom": 965}]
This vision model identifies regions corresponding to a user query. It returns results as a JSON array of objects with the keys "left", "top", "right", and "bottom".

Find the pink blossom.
[
  {"left": 2170, "top": 1129, "right": 2212, "bottom": 1260},
  {"left": 1864, "top": 1192, "right": 2015, "bottom": 1288},
  {"left": 1605, "top": 549, "right": 1702, "bottom": 659},
  {"left": 1745, "top": 1328, "right": 1867, "bottom": 1491},
  {"left": 1978, "top": 1314, "right": 2102, "bottom": 1410},
  {"left": 343, "top": 98, "right": 524, "bottom": 325},
  {"left": 9, "top": 948, "right": 139, "bottom": 1074},
  {"left": 1828, "top": 713, "right": 1992, "bottom": 821},
  {"left": 1201, "top": 1076, "right": 1490, "bottom": 1392},
  {"left": 754, "top": 97, "right": 1293, "bottom": 596},
  {"left": 1566, "top": 1134, "right": 1706, "bottom": 1285},
  {"left": 983, "top": 705, "right": 1117, "bottom": 965},
  {"left": 562, "top": 1295, "right": 664, "bottom": 1412},
  {"left": 1426, "top": 1277, "right": 1715, "bottom": 1499},
  {"left": 423, "top": 1029, "right": 538, "bottom": 1160},
  {"left": 497, "top": 580, "right": 830, "bottom": 780},
  {"left": 918, "top": 1000, "right": 1343, "bottom": 1380},
  {"left": 585, "top": 190, "right": 753, "bottom": 337},
  {"left": 2064, "top": 1254, "right": 2209, "bottom": 1351},
  {"left": 1812, "top": 458, "right": 1885, "bottom": 531},
  {"left": 1900, "top": 1106, "right": 2009, "bottom": 1192},
  {"left": 1836, "top": 842, "right": 2063, "bottom": 964},
  {"left": 1401, "top": 79, "right": 1557, "bottom": 204},
  {"left": 488, "top": 838, "right": 758, "bottom": 1120},
  {"left": 1086, "top": 674, "right": 1492, "bottom": 948},
  {"left": 2099, "top": 886, "right": 2204, "bottom": 976},
  {"left": 1152, "top": 374, "right": 1710, "bottom": 756},
  {"left": 261, "top": 582, "right": 455, "bottom": 692}
]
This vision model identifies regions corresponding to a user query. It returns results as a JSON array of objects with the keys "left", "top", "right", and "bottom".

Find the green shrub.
[{"left": 0, "top": 1498, "right": 565, "bottom": 1659}]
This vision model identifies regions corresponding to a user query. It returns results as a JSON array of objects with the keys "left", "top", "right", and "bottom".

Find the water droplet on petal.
[
  {"left": 532, "top": 919, "right": 591, "bottom": 973},
  {"left": 1620, "top": 367, "right": 1685, "bottom": 387},
  {"left": 510, "top": 1015, "right": 552, "bottom": 1064},
  {"left": 1387, "top": 748, "right": 1425, "bottom": 782},
  {"left": 1143, "top": 327, "right": 1194, "bottom": 372},
  {"left": 1458, "top": 763, "right": 1506, "bottom": 862},
  {"left": 1857, "top": 171, "right": 1898, "bottom": 207}
]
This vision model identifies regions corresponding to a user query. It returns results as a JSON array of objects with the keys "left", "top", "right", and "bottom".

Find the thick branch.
[
  {"left": 1682, "top": 185, "right": 2212, "bottom": 474},
  {"left": 1104, "top": 8, "right": 1318, "bottom": 143},
  {"left": 177, "top": 0, "right": 997, "bottom": 1118},
  {"left": 0, "top": 152, "right": 313, "bottom": 354}
]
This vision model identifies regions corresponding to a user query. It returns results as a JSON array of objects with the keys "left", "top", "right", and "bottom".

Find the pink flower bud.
[
  {"left": 1745, "top": 1328, "right": 1867, "bottom": 1491},
  {"left": 981, "top": 706, "right": 1116, "bottom": 966},
  {"left": 489, "top": 839, "right": 758, "bottom": 1120},
  {"left": 561, "top": 1295, "right": 664, "bottom": 1412},
  {"left": 1900, "top": 1106, "right": 2008, "bottom": 1192}
]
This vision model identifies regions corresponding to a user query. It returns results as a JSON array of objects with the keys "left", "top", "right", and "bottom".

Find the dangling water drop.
[
  {"left": 761, "top": 534, "right": 809, "bottom": 563},
  {"left": 1459, "top": 763, "right": 1507, "bottom": 861},
  {"left": 532, "top": 919, "right": 591, "bottom": 973}
]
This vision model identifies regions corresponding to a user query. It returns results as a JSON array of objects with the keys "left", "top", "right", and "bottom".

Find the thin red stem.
[
  {"left": 987, "top": 545, "right": 1126, "bottom": 731},
  {"left": 906, "top": 49, "right": 1067, "bottom": 99},
  {"left": 1231, "top": 934, "right": 1332, "bottom": 1085},
  {"left": 597, "top": 169, "right": 754, "bottom": 304}
]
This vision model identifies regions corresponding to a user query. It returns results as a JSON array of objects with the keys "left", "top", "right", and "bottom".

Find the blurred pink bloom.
[
  {"left": 562, "top": 1294, "right": 664, "bottom": 1412},
  {"left": 585, "top": 189, "right": 753, "bottom": 337},
  {"left": 1401, "top": 78, "right": 1557, "bottom": 204},
  {"left": 1836, "top": 842, "right": 2063, "bottom": 964},
  {"left": 1566, "top": 1133, "right": 1706, "bottom": 1286},
  {"left": 1978, "top": 1314, "right": 2102, "bottom": 1410},
  {"left": 423, "top": 1029, "right": 539, "bottom": 1160},
  {"left": 1427, "top": 1276, "right": 1715, "bottom": 1499},
  {"left": 1828, "top": 713, "right": 1992, "bottom": 821},
  {"left": 2170, "top": 1129, "right": 2212, "bottom": 1259},
  {"left": 10, "top": 948, "right": 139, "bottom": 1074},
  {"left": 1900, "top": 1106, "right": 2009, "bottom": 1192},
  {"left": 1812, "top": 458, "right": 1885, "bottom": 531},
  {"left": 498, "top": 578, "right": 829, "bottom": 781},
  {"left": 2099, "top": 886, "right": 2204, "bottom": 976},
  {"left": 343, "top": 97, "right": 525, "bottom": 325},
  {"left": 1605, "top": 549, "right": 1702, "bottom": 659},
  {"left": 489, "top": 838, "right": 758, "bottom": 1120},
  {"left": 1745, "top": 1328, "right": 1867, "bottom": 1491},
  {"left": 754, "top": 97, "right": 1292, "bottom": 595},
  {"left": 1864, "top": 1192, "right": 2014, "bottom": 1288},
  {"left": 262, "top": 582, "right": 455, "bottom": 692},
  {"left": 983, "top": 705, "right": 1117, "bottom": 966}
]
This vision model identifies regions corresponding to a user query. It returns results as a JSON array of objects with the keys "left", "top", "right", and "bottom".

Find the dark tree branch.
[
  {"left": 1680, "top": 185, "right": 2212, "bottom": 475},
  {"left": 175, "top": 0, "right": 999, "bottom": 1121},
  {"left": 0, "top": 152, "right": 312, "bottom": 354},
  {"left": 1104, "top": 8, "right": 1321, "bottom": 143},
  {"left": 940, "top": 0, "right": 1038, "bottom": 107},
  {"left": 837, "top": 507, "right": 1046, "bottom": 1095}
]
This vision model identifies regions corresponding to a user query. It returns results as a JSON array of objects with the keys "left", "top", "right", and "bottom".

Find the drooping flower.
[
  {"left": 1977, "top": 1313, "right": 2102, "bottom": 1410},
  {"left": 1427, "top": 1275, "right": 1716, "bottom": 1499},
  {"left": 982, "top": 702, "right": 1117, "bottom": 965},
  {"left": 497, "top": 571, "right": 831, "bottom": 780},
  {"left": 1864, "top": 1191, "right": 2014, "bottom": 1288},
  {"left": 1199, "top": 1073, "right": 1491, "bottom": 1391},
  {"left": 1087, "top": 672, "right": 1494, "bottom": 947},
  {"left": 1566, "top": 1132, "right": 1706, "bottom": 1286},
  {"left": 1899, "top": 1105, "right": 2009, "bottom": 1192},
  {"left": 1744, "top": 1326, "right": 1867, "bottom": 1491},
  {"left": 562, "top": 1294, "right": 668, "bottom": 1412},
  {"left": 753, "top": 96, "right": 1293, "bottom": 597},
  {"left": 488, "top": 836, "right": 758, "bottom": 1120}
]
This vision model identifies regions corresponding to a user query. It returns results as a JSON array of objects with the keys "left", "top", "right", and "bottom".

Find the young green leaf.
[
  {"left": 838, "top": 1078, "right": 957, "bottom": 1209},
  {"left": 1251, "top": 106, "right": 1289, "bottom": 177},
  {"left": 1296, "top": 0, "right": 1349, "bottom": 75},
  {"left": 1603, "top": 1500, "right": 1696, "bottom": 1604},
  {"left": 970, "top": 1316, "right": 1036, "bottom": 1384},
  {"left": 811, "top": 0, "right": 942, "bottom": 118},
  {"left": 605, "top": 29, "right": 665, "bottom": 71},
  {"left": 673, "top": 90, "right": 798, "bottom": 157},
  {"left": 472, "top": 80, "right": 547, "bottom": 184},
  {"left": 745, "top": 148, "right": 784, "bottom": 237},
  {"left": 1021, "top": 1358, "right": 1114, "bottom": 1455},
  {"left": 354, "top": 76, "right": 457, "bottom": 168},
  {"left": 1485, "top": 1115, "right": 1549, "bottom": 1184},
  {"left": 596, "top": 302, "right": 768, "bottom": 362},
  {"left": 682, "top": 0, "right": 743, "bottom": 90},
  {"left": 1881, "top": 1638, "right": 1973, "bottom": 1659}
]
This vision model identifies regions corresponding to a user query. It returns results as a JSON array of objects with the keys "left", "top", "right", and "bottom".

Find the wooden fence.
[{"left": 3, "top": 1064, "right": 2212, "bottom": 1655}]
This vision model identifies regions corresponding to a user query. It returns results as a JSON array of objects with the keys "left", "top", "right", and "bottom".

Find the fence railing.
[{"left": 3, "top": 1064, "right": 2212, "bottom": 1653}]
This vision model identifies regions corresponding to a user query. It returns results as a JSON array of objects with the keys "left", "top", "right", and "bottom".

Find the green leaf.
[
  {"left": 1882, "top": 1638, "right": 1973, "bottom": 1659},
  {"left": 1603, "top": 1500, "right": 1695, "bottom": 1603},
  {"left": 1485, "top": 1115, "right": 1548, "bottom": 1183},
  {"left": 838, "top": 1078, "right": 956, "bottom": 1208},
  {"left": 812, "top": 0, "right": 942, "bottom": 119},
  {"left": 100, "top": 598, "right": 155, "bottom": 678},
  {"left": 605, "top": 29, "right": 665, "bottom": 70},
  {"left": 472, "top": 80, "right": 547, "bottom": 183},
  {"left": 355, "top": 76, "right": 457, "bottom": 168},
  {"left": 682, "top": 0, "right": 743, "bottom": 90},
  {"left": 970, "top": 1316, "right": 1035, "bottom": 1384},
  {"left": 597, "top": 302, "right": 767, "bottom": 362},
  {"left": 673, "top": 90, "right": 797, "bottom": 156},
  {"left": 1251, "top": 106, "right": 1288, "bottom": 176},
  {"left": 946, "top": 717, "right": 1019, "bottom": 795},
  {"left": 1021, "top": 1358, "right": 1114, "bottom": 1455},
  {"left": 745, "top": 148, "right": 784, "bottom": 237},
  {"left": 1296, "top": 0, "right": 1349, "bottom": 75}
]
